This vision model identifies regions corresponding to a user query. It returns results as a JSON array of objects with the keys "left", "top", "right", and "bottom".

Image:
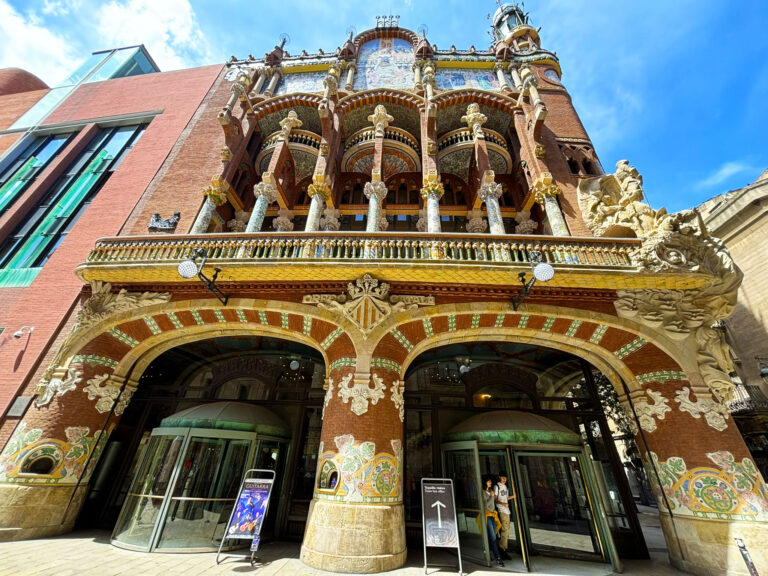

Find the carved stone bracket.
[
  {"left": 302, "top": 274, "right": 434, "bottom": 336},
  {"left": 35, "top": 367, "right": 83, "bottom": 407},
  {"left": 337, "top": 372, "right": 386, "bottom": 416},
  {"left": 391, "top": 379, "right": 405, "bottom": 422},
  {"left": 148, "top": 211, "right": 180, "bottom": 232},
  {"left": 632, "top": 389, "right": 671, "bottom": 433},
  {"left": 82, "top": 373, "right": 131, "bottom": 415},
  {"left": 674, "top": 386, "right": 730, "bottom": 431}
]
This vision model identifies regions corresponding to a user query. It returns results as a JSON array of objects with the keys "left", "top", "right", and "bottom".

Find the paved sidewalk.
[{"left": 0, "top": 508, "right": 684, "bottom": 576}]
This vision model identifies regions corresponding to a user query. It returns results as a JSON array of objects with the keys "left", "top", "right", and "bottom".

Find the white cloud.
[
  {"left": 0, "top": 0, "right": 78, "bottom": 85},
  {"left": 95, "top": 0, "right": 213, "bottom": 71},
  {"left": 695, "top": 162, "right": 755, "bottom": 189},
  {"left": 41, "top": 0, "right": 81, "bottom": 16}
]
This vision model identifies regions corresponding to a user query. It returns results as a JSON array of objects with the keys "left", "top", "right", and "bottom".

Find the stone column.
[
  {"left": 478, "top": 171, "right": 505, "bottom": 235},
  {"left": 246, "top": 174, "right": 278, "bottom": 232},
  {"left": 532, "top": 173, "right": 569, "bottom": 236},
  {"left": 305, "top": 180, "right": 331, "bottom": 232},
  {"left": 344, "top": 63, "right": 356, "bottom": 90},
  {"left": 191, "top": 178, "right": 228, "bottom": 234},
  {"left": 263, "top": 69, "right": 281, "bottom": 97},
  {"left": 250, "top": 69, "right": 268, "bottom": 95},
  {"left": 301, "top": 354, "right": 406, "bottom": 572},
  {"left": 412, "top": 62, "right": 422, "bottom": 90},
  {"left": 494, "top": 62, "right": 511, "bottom": 92},
  {"left": 509, "top": 65, "right": 523, "bottom": 90},
  {"left": 421, "top": 173, "right": 444, "bottom": 234},
  {"left": 364, "top": 180, "right": 388, "bottom": 232}
]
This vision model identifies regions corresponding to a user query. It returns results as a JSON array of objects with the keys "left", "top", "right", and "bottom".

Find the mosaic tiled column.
[
  {"left": 190, "top": 180, "right": 228, "bottom": 234},
  {"left": 263, "top": 69, "right": 281, "bottom": 98},
  {"left": 478, "top": 173, "right": 505, "bottom": 235},
  {"left": 364, "top": 180, "right": 388, "bottom": 232},
  {"left": 251, "top": 69, "right": 268, "bottom": 95},
  {"left": 532, "top": 173, "right": 569, "bottom": 236},
  {"left": 301, "top": 355, "right": 406, "bottom": 573},
  {"left": 0, "top": 360, "right": 135, "bottom": 540},
  {"left": 246, "top": 177, "right": 278, "bottom": 233},
  {"left": 421, "top": 174, "right": 444, "bottom": 234},
  {"left": 621, "top": 376, "right": 768, "bottom": 575},
  {"left": 305, "top": 181, "right": 331, "bottom": 232},
  {"left": 344, "top": 63, "right": 356, "bottom": 90}
]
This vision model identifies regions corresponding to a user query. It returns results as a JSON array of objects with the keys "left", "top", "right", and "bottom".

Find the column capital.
[
  {"left": 308, "top": 174, "right": 332, "bottom": 201},
  {"left": 493, "top": 61, "right": 508, "bottom": 73},
  {"left": 202, "top": 175, "right": 231, "bottom": 206},
  {"left": 477, "top": 170, "right": 503, "bottom": 201},
  {"left": 364, "top": 180, "right": 388, "bottom": 201},
  {"left": 532, "top": 172, "right": 562, "bottom": 204},
  {"left": 420, "top": 172, "right": 444, "bottom": 200},
  {"left": 461, "top": 102, "right": 487, "bottom": 140},
  {"left": 253, "top": 178, "right": 278, "bottom": 204},
  {"left": 273, "top": 208, "right": 294, "bottom": 231}
]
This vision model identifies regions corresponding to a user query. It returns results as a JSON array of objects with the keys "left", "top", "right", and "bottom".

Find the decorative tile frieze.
[
  {"left": 471, "top": 314, "right": 481, "bottom": 328},
  {"left": 422, "top": 318, "right": 434, "bottom": 338},
  {"left": 517, "top": 313, "right": 529, "bottom": 328},
  {"left": 191, "top": 310, "right": 204, "bottom": 325},
  {"left": 636, "top": 370, "right": 687, "bottom": 385},
  {"left": 566, "top": 320, "right": 582, "bottom": 337},
  {"left": 448, "top": 315, "right": 457, "bottom": 331},
  {"left": 72, "top": 355, "right": 117, "bottom": 369},
  {"left": 542, "top": 317, "right": 555, "bottom": 332},
  {"left": 108, "top": 328, "right": 139, "bottom": 348},
  {"left": 258, "top": 310, "right": 268, "bottom": 324},
  {"left": 589, "top": 324, "right": 607, "bottom": 344},
  {"left": 303, "top": 316, "right": 312, "bottom": 336},
  {"left": 371, "top": 357, "right": 402, "bottom": 373},
  {"left": 494, "top": 313, "right": 506, "bottom": 328},
  {"left": 166, "top": 312, "right": 184, "bottom": 329},
  {"left": 214, "top": 310, "right": 226, "bottom": 323},
  {"left": 281, "top": 312, "right": 290, "bottom": 329},
  {"left": 390, "top": 328, "right": 413, "bottom": 351},
  {"left": 615, "top": 337, "right": 646, "bottom": 359},
  {"left": 321, "top": 327, "right": 343, "bottom": 349},
  {"left": 329, "top": 357, "right": 356, "bottom": 372},
  {"left": 236, "top": 309, "right": 248, "bottom": 323},
  {"left": 143, "top": 316, "right": 161, "bottom": 335}
]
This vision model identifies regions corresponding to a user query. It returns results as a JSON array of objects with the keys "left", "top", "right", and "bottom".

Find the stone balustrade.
[{"left": 84, "top": 232, "right": 638, "bottom": 267}]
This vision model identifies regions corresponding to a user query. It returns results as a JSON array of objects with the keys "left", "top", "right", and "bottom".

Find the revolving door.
[{"left": 441, "top": 411, "right": 620, "bottom": 572}]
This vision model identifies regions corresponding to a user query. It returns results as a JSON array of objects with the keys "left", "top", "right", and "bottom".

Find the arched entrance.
[
  {"left": 400, "top": 339, "right": 646, "bottom": 572},
  {"left": 80, "top": 334, "right": 327, "bottom": 545}
]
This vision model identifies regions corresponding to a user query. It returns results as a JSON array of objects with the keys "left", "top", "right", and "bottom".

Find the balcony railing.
[{"left": 85, "top": 232, "right": 639, "bottom": 267}]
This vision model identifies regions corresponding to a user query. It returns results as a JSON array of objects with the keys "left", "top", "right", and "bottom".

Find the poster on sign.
[{"left": 227, "top": 478, "right": 274, "bottom": 544}]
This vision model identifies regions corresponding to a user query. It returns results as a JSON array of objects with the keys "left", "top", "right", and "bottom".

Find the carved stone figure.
[
  {"left": 461, "top": 103, "right": 487, "bottom": 140},
  {"left": 368, "top": 104, "right": 394, "bottom": 137},
  {"left": 148, "top": 211, "right": 180, "bottom": 232},
  {"left": 278, "top": 110, "right": 302, "bottom": 141}
]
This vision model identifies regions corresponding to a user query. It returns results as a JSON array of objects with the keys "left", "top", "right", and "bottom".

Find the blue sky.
[{"left": 1, "top": 0, "right": 766, "bottom": 211}]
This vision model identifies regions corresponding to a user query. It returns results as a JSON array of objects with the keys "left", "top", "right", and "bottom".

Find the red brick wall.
[{"left": 0, "top": 65, "right": 223, "bottom": 421}]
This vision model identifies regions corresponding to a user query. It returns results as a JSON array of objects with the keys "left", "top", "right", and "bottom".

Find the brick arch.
[
  {"left": 368, "top": 304, "right": 689, "bottom": 396},
  {"left": 431, "top": 89, "right": 518, "bottom": 113},
  {"left": 353, "top": 27, "right": 420, "bottom": 50},
  {"left": 336, "top": 89, "right": 423, "bottom": 116},
  {"left": 67, "top": 299, "right": 355, "bottom": 385},
  {"left": 252, "top": 93, "right": 323, "bottom": 123}
]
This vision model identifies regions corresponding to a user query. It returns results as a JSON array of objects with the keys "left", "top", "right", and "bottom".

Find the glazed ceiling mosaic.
[
  {"left": 435, "top": 69, "right": 499, "bottom": 91},
  {"left": 437, "top": 102, "right": 512, "bottom": 138},
  {"left": 439, "top": 147, "right": 472, "bottom": 183},
  {"left": 257, "top": 150, "right": 273, "bottom": 175},
  {"left": 353, "top": 38, "right": 414, "bottom": 91},
  {"left": 276, "top": 71, "right": 326, "bottom": 95},
  {"left": 258, "top": 105, "right": 322, "bottom": 136},
  {"left": 291, "top": 148, "right": 318, "bottom": 183},
  {"left": 488, "top": 148, "right": 510, "bottom": 174},
  {"left": 342, "top": 101, "right": 420, "bottom": 139}
]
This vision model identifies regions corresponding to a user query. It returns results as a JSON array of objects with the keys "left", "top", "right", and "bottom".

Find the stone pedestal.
[
  {"left": 0, "top": 484, "right": 88, "bottom": 541},
  {"left": 301, "top": 501, "right": 406, "bottom": 573}
]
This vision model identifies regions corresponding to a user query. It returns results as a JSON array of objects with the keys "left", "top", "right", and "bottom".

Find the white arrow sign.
[{"left": 431, "top": 500, "right": 446, "bottom": 528}]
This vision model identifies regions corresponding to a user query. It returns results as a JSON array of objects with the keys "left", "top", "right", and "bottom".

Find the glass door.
[
  {"left": 441, "top": 441, "right": 488, "bottom": 566},
  {"left": 514, "top": 451, "right": 619, "bottom": 572}
]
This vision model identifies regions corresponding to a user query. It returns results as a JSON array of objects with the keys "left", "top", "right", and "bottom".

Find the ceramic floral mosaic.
[{"left": 436, "top": 69, "right": 499, "bottom": 91}]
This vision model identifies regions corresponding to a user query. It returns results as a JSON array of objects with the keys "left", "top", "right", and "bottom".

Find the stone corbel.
[{"left": 337, "top": 371, "right": 387, "bottom": 416}]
